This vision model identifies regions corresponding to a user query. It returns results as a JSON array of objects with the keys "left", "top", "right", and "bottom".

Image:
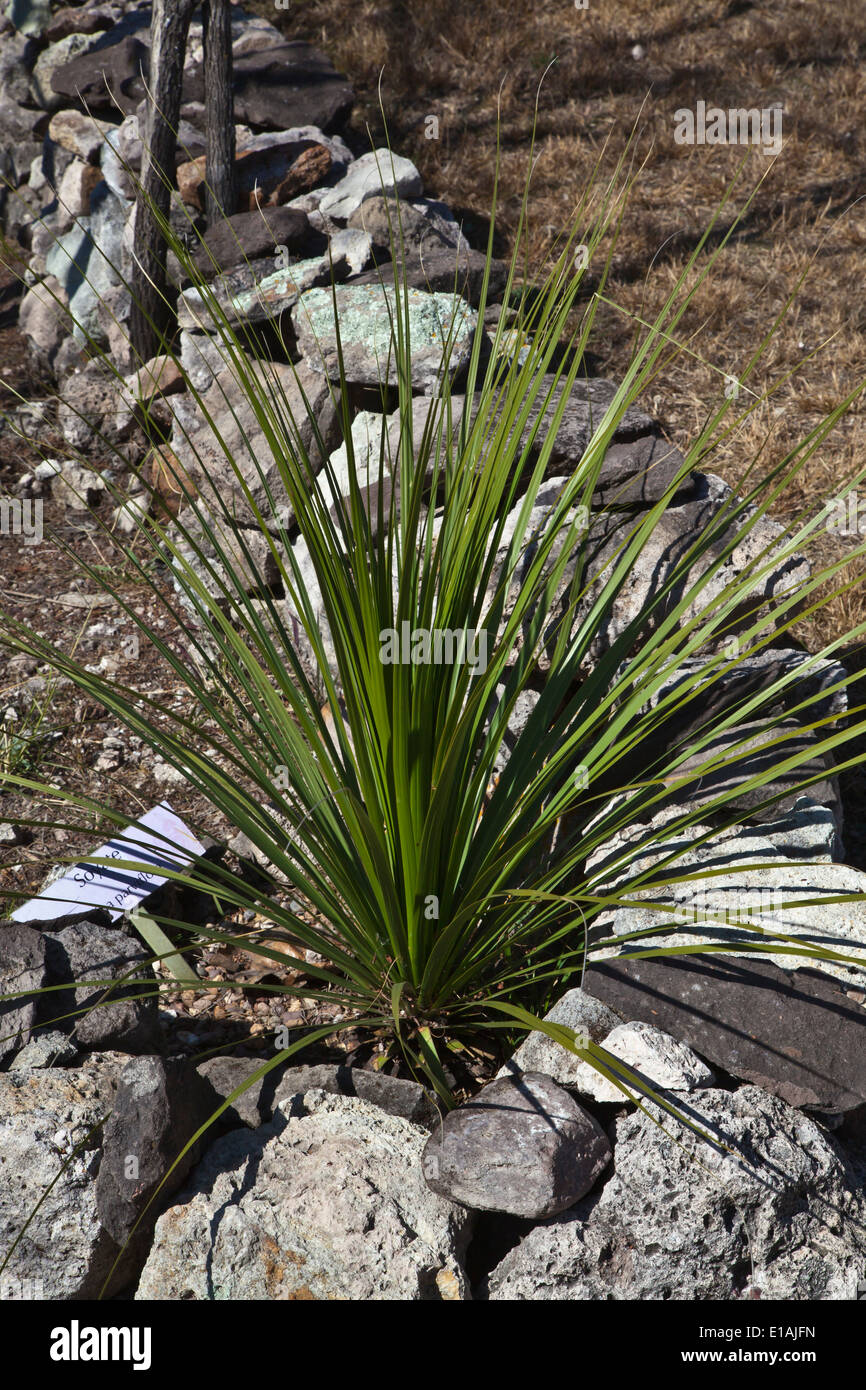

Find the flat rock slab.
[
  {"left": 481, "top": 374, "right": 664, "bottom": 491},
  {"left": 185, "top": 42, "right": 354, "bottom": 133},
  {"left": 422, "top": 1072, "right": 611, "bottom": 1219},
  {"left": 192, "top": 205, "right": 325, "bottom": 280},
  {"left": 658, "top": 718, "right": 841, "bottom": 830},
  {"left": 587, "top": 838, "right": 866, "bottom": 988},
  {"left": 196, "top": 1058, "right": 439, "bottom": 1130},
  {"left": 351, "top": 246, "right": 508, "bottom": 308},
  {"left": 486, "top": 1085, "right": 866, "bottom": 1300},
  {"left": 48, "top": 30, "right": 151, "bottom": 113},
  {"left": 177, "top": 248, "right": 346, "bottom": 331},
  {"left": 135, "top": 1089, "right": 472, "bottom": 1300},
  {"left": 293, "top": 282, "right": 477, "bottom": 390},
  {"left": 584, "top": 953, "right": 866, "bottom": 1112}
]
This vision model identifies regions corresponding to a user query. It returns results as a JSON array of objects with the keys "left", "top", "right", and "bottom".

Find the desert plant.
[{"left": 2, "top": 115, "right": 866, "bottom": 1291}]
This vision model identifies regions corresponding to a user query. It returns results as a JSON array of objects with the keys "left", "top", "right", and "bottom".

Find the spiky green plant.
[{"left": 2, "top": 110, "right": 866, "bottom": 1294}]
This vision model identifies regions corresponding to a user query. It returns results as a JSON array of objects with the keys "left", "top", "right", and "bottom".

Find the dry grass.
[{"left": 259, "top": 0, "right": 866, "bottom": 648}]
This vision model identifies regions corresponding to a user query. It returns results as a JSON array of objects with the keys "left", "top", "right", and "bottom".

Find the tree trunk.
[
  {"left": 129, "top": 0, "right": 196, "bottom": 362},
  {"left": 202, "top": 0, "right": 236, "bottom": 226}
]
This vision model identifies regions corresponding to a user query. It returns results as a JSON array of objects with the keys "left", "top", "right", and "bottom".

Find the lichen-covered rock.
[
  {"left": 135, "top": 1089, "right": 472, "bottom": 1300},
  {"left": 486, "top": 1086, "right": 866, "bottom": 1300},
  {"left": 293, "top": 282, "right": 476, "bottom": 391}
]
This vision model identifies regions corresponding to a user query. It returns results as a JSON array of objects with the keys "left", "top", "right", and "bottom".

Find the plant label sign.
[{"left": 11, "top": 802, "right": 207, "bottom": 924}]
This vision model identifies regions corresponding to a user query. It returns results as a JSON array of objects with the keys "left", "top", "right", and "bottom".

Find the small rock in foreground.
[{"left": 422, "top": 1072, "right": 612, "bottom": 1219}]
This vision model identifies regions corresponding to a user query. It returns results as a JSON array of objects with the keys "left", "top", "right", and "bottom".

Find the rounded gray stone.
[{"left": 422, "top": 1072, "right": 612, "bottom": 1219}]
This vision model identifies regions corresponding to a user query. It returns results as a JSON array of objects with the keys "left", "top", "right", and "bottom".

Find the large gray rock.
[
  {"left": 273, "top": 1064, "right": 439, "bottom": 1129},
  {"left": 586, "top": 823, "right": 866, "bottom": 987},
  {"left": 0, "top": 1059, "right": 128, "bottom": 1299},
  {"left": 485, "top": 470, "right": 810, "bottom": 671},
  {"left": 571, "top": 1021, "right": 715, "bottom": 1102},
  {"left": 422, "top": 1073, "right": 612, "bottom": 1219},
  {"left": 18, "top": 275, "right": 74, "bottom": 369},
  {"left": 195, "top": 1057, "right": 438, "bottom": 1130},
  {"left": 0, "top": 29, "right": 39, "bottom": 106},
  {"left": 319, "top": 149, "right": 422, "bottom": 221},
  {"left": 501, "top": 1010, "right": 713, "bottom": 1104},
  {"left": 46, "top": 27, "right": 152, "bottom": 115},
  {"left": 30, "top": 31, "right": 100, "bottom": 110},
  {"left": 0, "top": 94, "right": 46, "bottom": 188},
  {"left": 8, "top": 0, "right": 50, "bottom": 36},
  {"left": 44, "top": 183, "right": 126, "bottom": 341},
  {"left": 486, "top": 1086, "right": 866, "bottom": 1300},
  {"left": 166, "top": 502, "right": 286, "bottom": 606},
  {"left": 178, "top": 328, "right": 229, "bottom": 393},
  {"left": 184, "top": 5, "right": 283, "bottom": 67},
  {"left": 479, "top": 374, "right": 661, "bottom": 495},
  {"left": 168, "top": 357, "right": 340, "bottom": 522},
  {"left": 646, "top": 646, "right": 849, "bottom": 731},
  {"left": 0, "top": 922, "right": 49, "bottom": 1060},
  {"left": 293, "top": 282, "right": 477, "bottom": 390},
  {"left": 135, "top": 1089, "right": 472, "bottom": 1300},
  {"left": 43, "top": 0, "right": 131, "bottom": 42},
  {"left": 10, "top": 1029, "right": 78, "bottom": 1069},
  {"left": 583, "top": 953, "right": 866, "bottom": 1114},
  {"left": 495, "top": 986, "right": 621, "bottom": 1094},
  {"left": 579, "top": 472, "right": 810, "bottom": 659},
  {"left": 56, "top": 355, "right": 135, "bottom": 451},
  {"left": 42, "top": 919, "right": 161, "bottom": 1053},
  {"left": 348, "top": 195, "right": 469, "bottom": 254},
  {"left": 191, "top": 203, "right": 324, "bottom": 280},
  {"left": 96, "top": 1056, "right": 222, "bottom": 1253}
]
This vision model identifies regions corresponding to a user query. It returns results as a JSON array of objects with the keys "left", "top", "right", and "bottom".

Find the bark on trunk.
[
  {"left": 129, "top": 0, "right": 196, "bottom": 361},
  {"left": 202, "top": 0, "right": 236, "bottom": 226}
]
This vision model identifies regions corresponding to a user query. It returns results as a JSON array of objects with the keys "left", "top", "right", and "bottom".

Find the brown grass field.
[{"left": 268, "top": 0, "right": 866, "bottom": 650}]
